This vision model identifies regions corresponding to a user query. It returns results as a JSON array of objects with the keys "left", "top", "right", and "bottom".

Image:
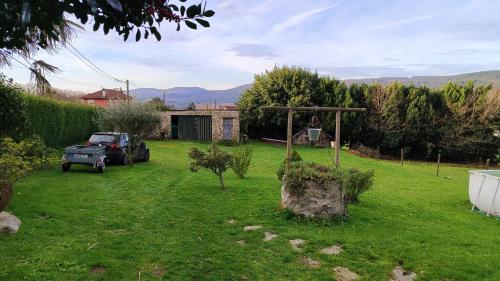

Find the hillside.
[
  {"left": 130, "top": 70, "right": 500, "bottom": 108},
  {"left": 131, "top": 84, "right": 251, "bottom": 108},
  {"left": 346, "top": 70, "right": 500, "bottom": 88}
]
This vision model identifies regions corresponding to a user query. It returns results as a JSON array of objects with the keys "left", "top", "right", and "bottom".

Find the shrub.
[
  {"left": 343, "top": 168, "right": 375, "bottom": 203},
  {"left": 95, "top": 102, "right": 162, "bottom": 165},
  {"left": 188, "top": 144, "right": 233, "bottom": 189},
  {"left": 232, "top": 146, "right": 252, "bottom": 178},
  {"left": 1, "top": 78, "right": 98, "bottom": 147},
  {"left": 277, "top": 150, "right": 303, "bottom": 180},
  {"left": 0, "top": 76, "right": 27, "bottom": 137},
  {"left": 22, "top": 94, "right": 98, "bottom": 147},
  {"left": 283, "top": 161, "right": 374, "bottom": 202},
  {"left": 0, "top": 136, "right": 56, "bottom": 212}
]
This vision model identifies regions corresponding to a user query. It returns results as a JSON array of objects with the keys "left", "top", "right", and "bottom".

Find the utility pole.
[
  {"left": 163, "top": 91, "right": 166, "bottom": 106},
  {"left": 126, "top": 79, "right": 130, "bottom": 104}
]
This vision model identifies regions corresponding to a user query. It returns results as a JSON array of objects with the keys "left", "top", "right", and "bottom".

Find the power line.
[
  {"left": 46, "top": 74, "right": 97, "bottom": 88},
  {"left": 65, "top": 43, "right": 146, "bottom": 90},
  {"left": 64, "top": 45, "right": 122, "bottom": 83},
  {"left": 9, "top": 60, "right": 98, "bottom": 88}
]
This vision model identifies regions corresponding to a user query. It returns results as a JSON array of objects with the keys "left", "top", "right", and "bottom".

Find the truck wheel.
[{"left": 62, "top": 164, "right": 71, "bottom": 172}]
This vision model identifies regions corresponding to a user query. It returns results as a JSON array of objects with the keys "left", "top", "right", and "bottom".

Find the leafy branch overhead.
[{"left": 0, "top": 0, "right": 215, "bottom": 49}]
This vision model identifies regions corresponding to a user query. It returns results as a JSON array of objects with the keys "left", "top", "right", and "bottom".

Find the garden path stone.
[
  {"left": 289, "top": 239, "right": 306, "bottom": 251},
  {"left": 333, "top": 266, "right": 359, "bottom": 281},
  {"left": 298, "top": 256, "right": 321, "bottom": 268},
  {"left": 320, "top": 245, "right": 343, "bottom": 255},
  {"left": 390, "top": 266, "right": 416, "bottom": 281},
  {"left": 236, "top": 240, "right": 246, "bottom": 245},
  {"left": 0, "top": 212, "right": 21, "bottom": 235},
  {"left": 263, "top": 232, "right": 278, "bottom": 241},
  {"left": 244, "top": 225, "right": 262, "bottom": 231},
  {"left": 227, "top": 219, "right": 236, "bottom": 224}
]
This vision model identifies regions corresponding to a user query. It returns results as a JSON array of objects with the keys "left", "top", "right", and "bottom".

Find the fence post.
[
  {"left": 436, "top": 153, "right": 441, "bottom": 176},
  {"left": 376, "top": 145, "right": 380, "bottom": 161},
  {"left": 486, "top": 159, "right": 490, "bottom": 170},
  {"left": 400, "top": 148, "right": 404, "bottom": 167}
]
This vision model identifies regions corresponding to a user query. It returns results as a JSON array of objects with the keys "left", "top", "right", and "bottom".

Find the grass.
[{"left": 1, "top": 141, "right": 499, "bottom": 280}]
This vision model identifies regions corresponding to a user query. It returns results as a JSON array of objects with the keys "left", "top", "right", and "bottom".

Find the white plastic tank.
[{"left": 469, "top": 170, "right": 500, "bottom": 216}]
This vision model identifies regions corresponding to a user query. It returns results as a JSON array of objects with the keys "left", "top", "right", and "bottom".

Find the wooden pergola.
[{"left": 260, "top": 106, "right": 366, "bottom": 168}]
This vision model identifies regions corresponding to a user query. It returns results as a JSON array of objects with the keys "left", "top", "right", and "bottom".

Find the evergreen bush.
[{"left": 231, "top": 146, "right": 252, "bottom": 178}]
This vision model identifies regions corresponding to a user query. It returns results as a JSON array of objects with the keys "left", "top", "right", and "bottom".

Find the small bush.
[
  {"left": 0, "top": 136, "right": 56, "bottom": 212},
  {"left": 343, "top": 168, "right": 375, "bottom": 203},
  {"left": 232, "top": 146, "right": 252, "bottom": 178},
  {"left": 277, "top": 150, "right": 303, "bottom": 180},
  {"left": 283, "top": 161, "right": 374, "bottom": 202},
  {"left": 188, "top": 144, "right": 233, "bottom": 189}
]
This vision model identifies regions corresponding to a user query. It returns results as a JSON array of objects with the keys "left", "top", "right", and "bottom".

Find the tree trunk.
[
  {"left": 218, "top": 173, "right": 225, "bottom": 190},
  {"left": 0, "top": 184, "right": 13, "bottom": 213}
]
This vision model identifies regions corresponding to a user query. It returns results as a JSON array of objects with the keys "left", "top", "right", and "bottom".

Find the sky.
[{"left": 4, "top": 0, "right": 500, "bottom": 92}]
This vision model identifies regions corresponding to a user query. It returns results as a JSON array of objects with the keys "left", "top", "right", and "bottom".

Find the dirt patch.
[
  {"left": 333, "top": 266, "right": 359, "bottom": 281},
  {"left": 152, "top": 266, "right": 166, "bottom": 277},
  {"left": 298, "top": 256, "right": 321, "bottom": 268},
  {"left": 90, "top": 265, "right": 106, "bottom": 275}
]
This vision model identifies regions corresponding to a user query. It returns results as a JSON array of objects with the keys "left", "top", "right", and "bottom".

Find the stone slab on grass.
[
  {"left": 320, "top": 245, "right": 343, "bottom": 255},
  {"left": 289, "top": 239, "right": 306, "bottom": 251},
  {"left": 243, "top": 225, "right": 262, "bottom": 231},
  {"left": 236, "top": 240, "right": 246, "bottom": 245},
  {"left": 263, "top": 232, "right": 278, "bottom": 241},
  {"left": 333, "top": 266, "right": 359, "bottom": 281},
  {"left": 390, "top": 266, "right": 416, "bottom": 281},
  {"left": 0, "top": 212, "right": 21, "bottom": 235}
]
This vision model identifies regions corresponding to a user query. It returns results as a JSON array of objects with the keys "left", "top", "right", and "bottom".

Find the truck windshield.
[{"left": 89, "top": 134, "right": 116, "bottom": 143}]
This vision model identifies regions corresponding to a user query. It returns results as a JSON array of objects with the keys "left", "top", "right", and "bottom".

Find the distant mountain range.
[
  {"left": 131, "top": 84, "right": 251, "bottom": 108},
  {"left": 131, "top": 70, "right": 500, "bottom": 108},
  {"left": 346, "top": 70, "right": 500, "bottom": 88}
]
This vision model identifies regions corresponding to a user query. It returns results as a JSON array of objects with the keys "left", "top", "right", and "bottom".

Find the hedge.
[
  {"left": 21, "top": 94, "right": 98, "bottom": 147},
  {"left": 0, "top": 80, "right": 98, "bottom": 147}
]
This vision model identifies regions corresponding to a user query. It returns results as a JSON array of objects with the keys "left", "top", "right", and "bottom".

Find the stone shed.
[{"left": 161, "top": 110, "right": 240, "bottom": 142}]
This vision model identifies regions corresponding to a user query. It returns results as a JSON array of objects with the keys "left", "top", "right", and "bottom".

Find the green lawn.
[{"left": 1, "top": 141, "right": 499, "bottom": 280}]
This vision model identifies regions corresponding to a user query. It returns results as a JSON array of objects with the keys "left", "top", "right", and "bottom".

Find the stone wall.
[
  {"left": 161, "top": 110, "right": 240, "bottom": 142},
  {"left": 281, "top": 178, "right": 347, "bottom": 218}
]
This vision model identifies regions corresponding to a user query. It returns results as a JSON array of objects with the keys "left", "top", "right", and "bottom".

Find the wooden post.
[
  {"left": 126, "top": 79, "right": 130, "bottom": 104},
  {"left": 400, "top": 148, "right": 404, "bottom": 166},
  {"left": 376, "top": 145, "right": 380, "bottom": 161},
  {"left": 259, "top": 106, "right": 366, "bottom": 170},
  {"left": 486, "top": 159, "right": 490, "bottom": 170},
  {"left": 436, "top": 153, "right": 441, "bottom": 176},
  {"left": 335, "top": 110, "right": 341, "bottom": 167},
  {"left": 286, "top": 108, "right": 293, "bottom": 170}
]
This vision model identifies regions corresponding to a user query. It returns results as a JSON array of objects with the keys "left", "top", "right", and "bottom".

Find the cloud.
[
  {"left": 271, "top": 3, "right": 338, "bottom": 34},
  {"left": 371, "top": 13, "right": 440, "bottom": 30},
  {"left": 382, "top": 57, "right": 399, "bottom": 62},
  {"left": 229, "top": 44, "right": 277, "bottom": 59}
]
